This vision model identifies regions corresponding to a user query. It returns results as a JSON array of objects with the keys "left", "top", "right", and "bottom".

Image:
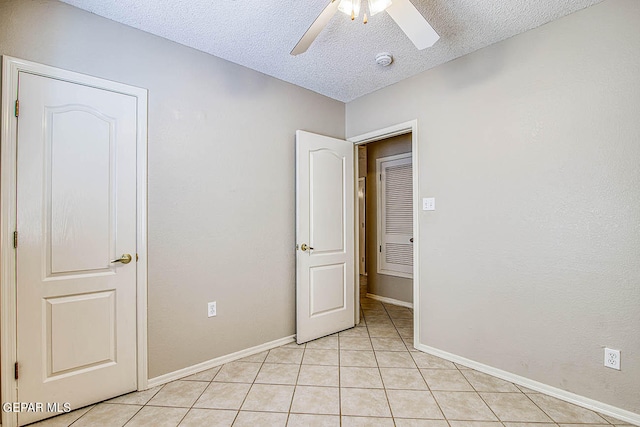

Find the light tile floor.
[{"left": 30, "top": 294, "right": 632, "bottom": 427}]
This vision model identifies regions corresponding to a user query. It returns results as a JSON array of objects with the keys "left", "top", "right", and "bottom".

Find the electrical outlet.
[
  {"left": 207, "top": 301, "right": 217, "bottom": 318},
  {"left": 604, "top": 348, "right": 620, "bottom": 370}
]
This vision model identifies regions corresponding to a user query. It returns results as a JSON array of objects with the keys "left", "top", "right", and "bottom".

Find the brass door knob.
[
  {"left": 300, "top": 243, "right": 314, "bottom": 252},
  {"left": 111, "top": 254, "right": 132, "bottom": 264}
]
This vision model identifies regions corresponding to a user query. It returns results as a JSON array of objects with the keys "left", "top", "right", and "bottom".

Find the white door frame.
[
  {"left": 348, "top": 120, "right": 420, "bottom": 348},
  {"left": 0, "top": 56, "right": 148, "bottom": 427},
  {"left": 357, "top": 176, "right": 366, "bottom": 276}
]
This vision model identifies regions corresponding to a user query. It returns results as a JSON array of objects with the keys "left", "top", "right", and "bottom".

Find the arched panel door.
[
  {"left": 16, "top": 72, "right": 138, "bottom": 425},
  {"left": 296, "top": 130, "right": 355, "bottom": 343}
]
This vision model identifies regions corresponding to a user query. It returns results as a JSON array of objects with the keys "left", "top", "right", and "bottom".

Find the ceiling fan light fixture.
[
  {"left": 368, "top": 0, "right": 392, "bottom": 16},
  {"left": 338, "top": 0, "right": 361, "bottom": 19},
  {"left": 291, "top": 0, "right": 438, "bottom": 56}
]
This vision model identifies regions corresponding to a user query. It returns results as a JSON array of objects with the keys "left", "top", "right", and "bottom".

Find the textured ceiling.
[{"left": 59, "top": 0, "right": 603, "bottom": 102}]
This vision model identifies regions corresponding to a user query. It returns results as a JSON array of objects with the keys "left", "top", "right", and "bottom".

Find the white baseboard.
[
  {"left": 417, "top": 344, "right": 640, "bottom": 426},
  {"left": 366, "top": 293, "right": 413, "bottom": 309},
  {"left": 147, "top": 335, "right": 295, "bottom": 389}
]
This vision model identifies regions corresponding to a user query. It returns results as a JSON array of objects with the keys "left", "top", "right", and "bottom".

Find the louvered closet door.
[{"left": 377, "top": 153, "right": 413, "bottom": 278}]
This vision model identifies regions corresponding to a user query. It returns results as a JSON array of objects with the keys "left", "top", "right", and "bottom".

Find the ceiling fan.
[{"left": 291, "top": 0, "right": 440, "bottom": 55}]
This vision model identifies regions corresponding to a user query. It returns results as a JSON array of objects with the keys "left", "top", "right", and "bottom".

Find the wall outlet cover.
[
  {"left": 208, "top": 301, "right": 217, "bottom": 318},
  {"left": 604, "top": 348, "right": 620, "bottom": 370}
]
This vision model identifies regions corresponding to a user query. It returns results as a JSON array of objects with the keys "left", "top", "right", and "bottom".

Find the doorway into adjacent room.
[
  {"left": 356, "top": 133, "right": 414, "bottom": 310},
  {"left": 294, "top": 120, "right": 419, "bottom": 347}
]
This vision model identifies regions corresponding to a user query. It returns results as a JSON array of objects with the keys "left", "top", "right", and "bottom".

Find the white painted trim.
[
  {"left": 134, "top": 75, "right": 149, "bottom": 393},
  {"left": 1, "top": 56, "right": 20, "bottom": 427},
  {"left": 357, "top": 177, "right": 366, "bottom": 276},
  {"left": 349, "top": 122, "right": 415, "bottom": 145},
  {"left": 366, "top": 293, "right": 413, "bottom": 309},
  {"left": 417, "top": 344, "right": 640, "bottom": 426},
  {"left": 0, "top": 56, "right": 148, "bottom": 427},
  {"left": 147, "top": 335, "right": 296, "bottom": 389},
  {"left": 353, "top": 146, "right": 360, "bottom": 327},
  {"left": 348, "top": 120, "right": 420, "bottom": 350}
]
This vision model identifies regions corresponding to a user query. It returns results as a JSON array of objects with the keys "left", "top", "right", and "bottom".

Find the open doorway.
[
  {"left": 294, "top": 122, "right": 419, "bottom": 346},
  {"left": 357, "top": 131, "right": 414, "bottom": 348},
  {"left": 357, "top": 134, "right": 414, "bottom": 308}
]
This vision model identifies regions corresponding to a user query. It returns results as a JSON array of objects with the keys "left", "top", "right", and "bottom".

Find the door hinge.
[
  {"left": 379, "top": 245, "right": 382, "bottom": 253},
  {"left": 14, "top": 362, "right": 18, "bottom": 380},
  {"left": 13, "top": 231, "right": 18, "bottom": 248},
  {"left": 379, "top": 173, "right": 382, "bottom": 181},
  {"left": 15, "top": 99, "right": 19, "bottom": 117}
]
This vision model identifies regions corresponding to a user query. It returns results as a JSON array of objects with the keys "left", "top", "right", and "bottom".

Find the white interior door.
[
  {"left": 296, "top": 130, "right": 355, "bottom": 344},
  {"left": 16, "top": 72, "right": 138, "bottom": 425}
]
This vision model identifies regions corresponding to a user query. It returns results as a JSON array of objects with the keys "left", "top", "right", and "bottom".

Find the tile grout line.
[
  {"left": 420, "top": 352, "right": 452, "bottom": 425},
  {"left": 453, "top": 363, "right": 504, "bottom": 426},
  {"left": 385, "top": 299, "right": 466, "bottom": 426},
  {"left": 116, "top": 405, "right": 144, "bottom": 427},
  {"left": 384, "top": 300, "right": 454, "bottom": 426},
  {"left": 520, "top": 387, "right": 574, "bottom": 426},
  {"left": 53, "top": 292, "right": 630, "bottom": 426},
  {"left": 175, "top": 370, "right": 222, "bottom": 426},
  {"left": 381, "top": 300, "right": 404, "bottom": 427},
  {"left": 67, "top": 382, "right": 169, "bottom": 426},
  {"left": 370, "top": 301, "right": 397, "bottom": 422},
  {"left": 228, "top": 347, "right": 271, "bottom": 425},
  {"left": 285, "top": 340, "right": 306, "bottom": 426},
  {"left": 459, "top": 364, "right": 510, "bottom": 425},
  {"left": 476, "top": 394, "right": 506, "bottom": 427}
]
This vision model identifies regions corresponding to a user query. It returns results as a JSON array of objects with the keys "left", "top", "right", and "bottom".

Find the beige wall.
[
  {"left": 364, "top": 134, "right": 413, "bottom": 304},
  {"left": 347, "top": 0, "right": 640, "bottom": 413},
  {"left": 0, "top": 0, "right": 345, "bottom": 378}
]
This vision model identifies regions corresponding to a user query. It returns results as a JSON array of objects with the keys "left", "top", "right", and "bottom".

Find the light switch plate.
[{"left": 422, "top": 197, "right": 435, "bottom": 211}]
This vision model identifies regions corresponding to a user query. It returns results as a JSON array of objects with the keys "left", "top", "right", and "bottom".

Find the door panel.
[
  {"left": 48, "top": 106, "right": 114, "bottom": 274},
  {"left": 16, "top": 72, "right": 137, "bottom": 425},
  {"left": 296, "top": 131, "right": 355, "bottom": 344},
  {"left": 46, "top": 291, "right": 116, "bottom": 375},
  {"left": 310, "top": 149, "right": 345, "bottom": 253},
  {"left": 310, "top": 264, "right": 346, "bottom": 316}
]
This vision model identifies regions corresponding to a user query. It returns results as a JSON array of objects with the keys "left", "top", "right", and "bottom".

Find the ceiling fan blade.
[
  {"left": 291, "top": 0, "right": 341, "bottom": 56},
  {"left": 386, "top": 0, "right": 439, "bottom": 50}
]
